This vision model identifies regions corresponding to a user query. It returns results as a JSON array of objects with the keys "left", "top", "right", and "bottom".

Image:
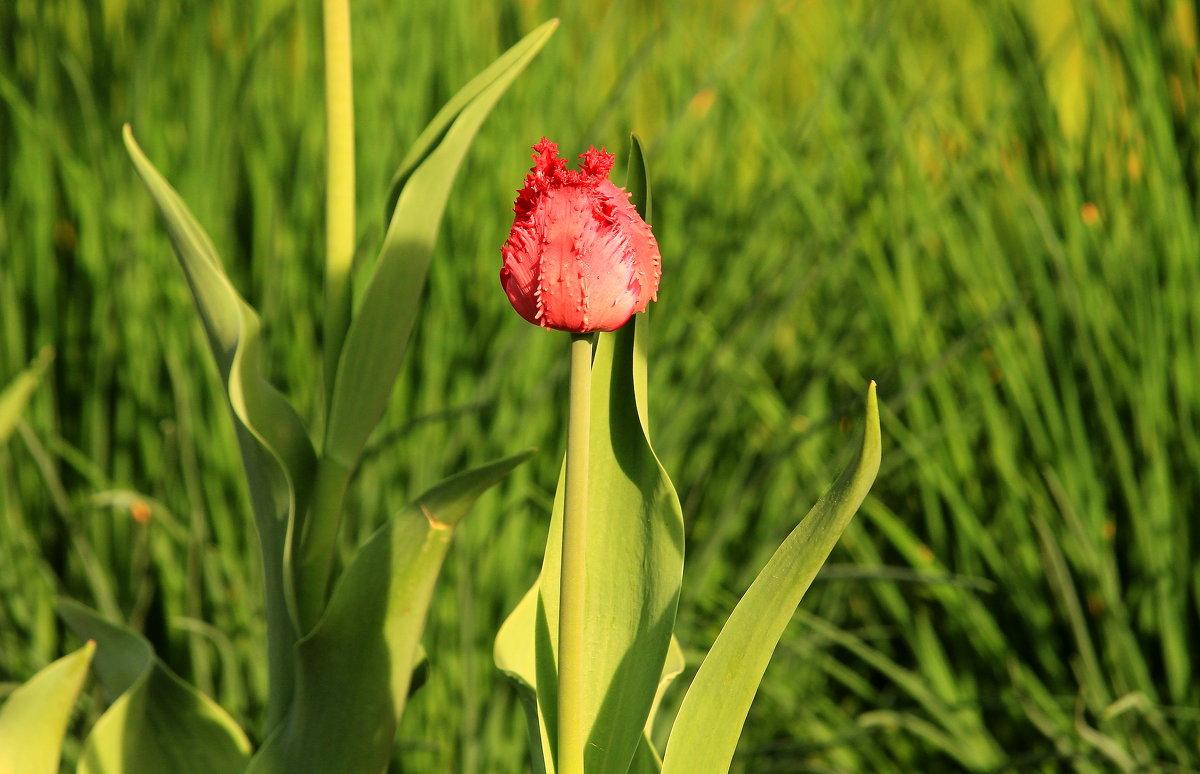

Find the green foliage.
[
  {"left": 0, "top": 347, "right": 52, "bottom": 445},
  {"left": 3, "top": 0, "right": 1200, "bottom": 771},
  {"left": 248, "top": 451, "right": 533, "bottom": 774},
  {"left": 496, "top": 319, "right": 685, "bottom": 774},
  {"left": 59, "top": 601, "right": 251, "bottom": 774},
  {"left": 0, "top": 642, "right": 93, "bottom": 774},
  {"left": 660, "top": 384, "right": 880, "bottom": 774},
  {"left": 122, "top": 125, "right": 316, "bottom": 727},
  {"left": 324, "top": 18, "right": 559, "bottom": 470}
]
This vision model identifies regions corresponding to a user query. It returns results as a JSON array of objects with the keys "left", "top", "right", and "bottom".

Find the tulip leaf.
[
  {"left": 537, "top": 320, "right": 685, "bottom": 774},
  {"left": 645, "top": 635, "right": 684, "bottom": 736},
  {"left": 496, "top": 583, "right": 684, "bottom": 774},
  {"left": 625, "top": 132, "right": 651, "bottom": 226},
  {"left": 0, "top": 346, "right": 53, "bottom": 445},
  {"left": 0, "top": 641, "right": 93, "bottom": 774},
  {"left": 58, "top": 600, "right": 251, "bottom": 774},
  {"left": 625, "top": 133, "right": 653, "bottom": 436},
  {"left": 628, "top": 741, "right": 664, "bottom": 774},
  {"left": 247, "top": 451, "right": 533, "bottom": 774},
  {"left": 122, "top": 126, "right": 316, "bottom": 728},
  {"left": 383, "top": 18, "right": 560, "bottom": 222},
  {"left": 660, "top": 382, "right": 881, "bottom": 774},
  {"left": 323, "top": 19, "right": 558, "bottom": 471},
  {"left": 495, "top": 583, "right": 551, "bottom": 774}
]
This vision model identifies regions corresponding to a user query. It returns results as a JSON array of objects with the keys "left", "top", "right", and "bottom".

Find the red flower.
[{"left": 500, "top": 138, "right": 661, "bottom": 332}]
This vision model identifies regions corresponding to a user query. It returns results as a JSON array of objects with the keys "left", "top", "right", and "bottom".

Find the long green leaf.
[
  {"left": 247, "top": 451, "right": 532, "bottom": 774},
  {"left": 322, "top": 19, "right": 557, "bottom": 470},
  {"left": 382, "top": 19, "right": 559, "bottom": 222},
  {"left": 660, "top": 382, "right": 881, "bottom": 774},
  {"left": 0, "top": 346, "right": 52, "bottom": 445},
  {"left": 0, "top": 641, "right": 93, "bottom": 774},
  {"left": 537, "top": 321, "right": 684, "bottom": 774},
  {"left": 122, "top": 127, "right": 316, "bottom": 728},
  {"left": 58, "top": 601, "right": 251, "bottom": 774}
]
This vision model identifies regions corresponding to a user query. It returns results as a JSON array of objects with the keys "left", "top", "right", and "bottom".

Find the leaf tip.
[{"left": 862, "top": 380, "right": 881, "bottom": 473}]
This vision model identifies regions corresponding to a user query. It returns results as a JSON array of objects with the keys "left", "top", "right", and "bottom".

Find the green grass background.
[{"left": 3, "top": 0, "right": 1199, "bottom": 770}]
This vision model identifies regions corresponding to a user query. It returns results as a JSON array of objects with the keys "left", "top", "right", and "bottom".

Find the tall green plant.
[
  {"left": 0, "top": 14, "right": 557, "bottom": 774},
  {"left": 494, "top": 137, "right": 882, "bottom": 773}
]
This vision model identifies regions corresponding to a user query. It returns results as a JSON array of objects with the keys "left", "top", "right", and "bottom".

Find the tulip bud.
[{"left": 500, "top": 138, "right": 661, "bottom": 332}]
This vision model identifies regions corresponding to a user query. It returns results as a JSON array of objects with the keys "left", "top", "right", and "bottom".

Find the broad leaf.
[
  {"left": 0, "top": 346, "right": 52, "bottom": 444},
  {"left": 123, "top": 127, "right": 316, "bottom": 727},
  {"left": 538, "top": 322, "right": 684, "bottom": 774},
  {"left": 322, "top": 19, "right": 557, "bottom": 471},
  {"left": 660, "top": 382, "right": 881, "bottom": 774},
  {"left": 0, "top": 641, "right": 93, "bottom": 774},
  {"left": 247, "top": 451, "right": 532, "bottom": 774},
  {"left": 495, "top": 586, "right": 684, "bottom": 774},
  {"left": 58, "top": 601, "right": 251, "bottom": 774}
]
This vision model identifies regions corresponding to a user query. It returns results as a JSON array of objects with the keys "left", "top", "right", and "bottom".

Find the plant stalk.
[
  {"left": 559, "top": 332, "right": 593, "bottom": 774},
  {"left": 322, "top": 0, "right": 356, "bottom": 397}
]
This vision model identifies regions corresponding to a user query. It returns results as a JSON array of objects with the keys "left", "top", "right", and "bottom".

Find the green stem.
[
  {"left": 559, "top": 332, "right": 593, "bottom": 774},
  {"left": 322, "top": 0, "right": 355, "bottom": 398}
]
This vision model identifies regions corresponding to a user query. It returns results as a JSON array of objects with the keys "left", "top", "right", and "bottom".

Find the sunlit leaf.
[
  {"left": 0, "top": 641, "right": 93, "bottom": 774},
  {"left": 660, "top": 383, "right": 881, "bottom": 774},
  {"left": 322, "top": 19, "right": 558, "bottom": 470}
]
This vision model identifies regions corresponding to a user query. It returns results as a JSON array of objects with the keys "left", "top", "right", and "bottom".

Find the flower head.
[{"left": 500, "top": 138, "right": 661, "bottom": 332}]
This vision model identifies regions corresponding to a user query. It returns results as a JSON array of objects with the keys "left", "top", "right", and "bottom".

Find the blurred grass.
[{"left": 2, "top": 0, "right": 1199, "bottom": 771}]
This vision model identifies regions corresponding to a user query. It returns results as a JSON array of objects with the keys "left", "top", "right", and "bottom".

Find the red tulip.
[{"left": 500, "top": 138, "right": 661, "bottom": 332}]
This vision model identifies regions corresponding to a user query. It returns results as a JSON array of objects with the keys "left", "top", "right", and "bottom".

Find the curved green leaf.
[
  {"left": 122, "top": 127, "right": 316, "bottom": 728},
  {"left": 0, "top": 641, "right": 93, "bottom": 774},
  {"left": 0, "top": 346, "right": 52, "bottom": 445},
  {"left": 495, "top": 583, "right": 551, "bottom": 774},
  {"left": 322, "top": 19, "right": 557, "bottom": 470},
  {"left": 58, "top": 601, "right": 251, "bottom": 774},
  {"left": 57, "top": 601, "right": 150, "bottom": 701},
  {"left": 660, "top": 382, "right": 882, "bottom": 774},
  {"left": 382, "top": 19, "right": 560, "bottom": 222},
  {"left": 646, "top": 635, "right": 684, "bottom": 737},
  {"left": 495, "top": 586, "right": 684, "bottom": 774},
  {"left": 248, "top": 451, "right": 533, "bottom": 774}
]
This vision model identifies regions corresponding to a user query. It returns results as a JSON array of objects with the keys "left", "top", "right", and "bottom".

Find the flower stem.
[
  {"left": 322, "top": 0, "right": 355, "bottom": 397},
  {"left": 559, "top": 332, "right": 593, "bottom": 774}
]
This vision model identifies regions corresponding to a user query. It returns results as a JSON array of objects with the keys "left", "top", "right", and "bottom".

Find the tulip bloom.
[{"left": 500, "top": 138, "right": 661, "bottom": 332}]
